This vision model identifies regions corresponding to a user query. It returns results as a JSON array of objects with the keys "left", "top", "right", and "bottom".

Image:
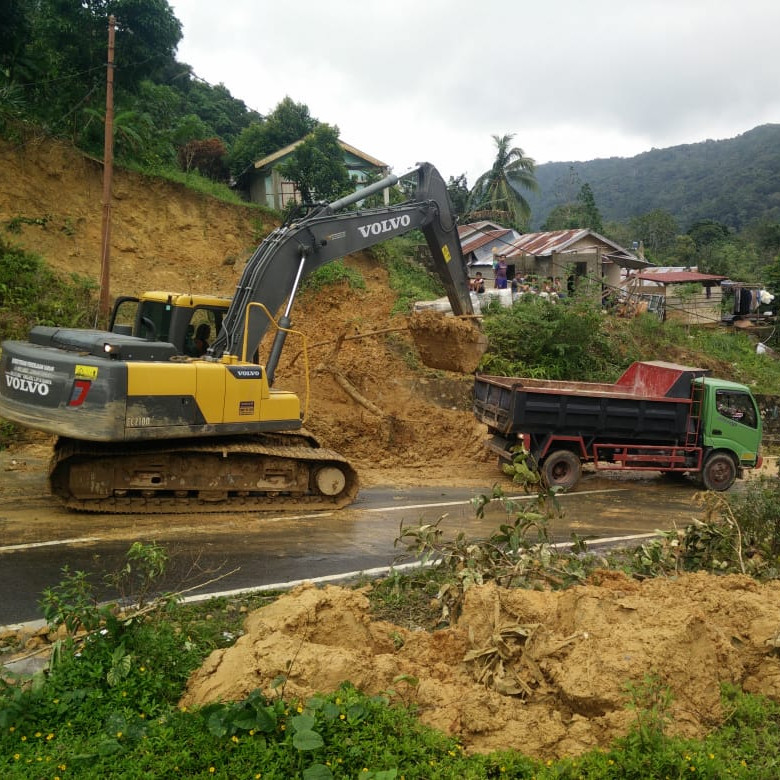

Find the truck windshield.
[{"left": 715, "top": 390, "right": 758, "bottom": 428}]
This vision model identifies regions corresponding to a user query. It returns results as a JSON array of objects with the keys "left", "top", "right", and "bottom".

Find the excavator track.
[{"left": 49, "top": 433, "right": 359, "bottom": 514}]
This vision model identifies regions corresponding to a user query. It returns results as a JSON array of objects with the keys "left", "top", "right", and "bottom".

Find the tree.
[
  {"left": 446, "top": 174, "right": 470, "bottom": 217},
  {"left": 467, "top": 134, "right": 539, "bottom": 230},
  {"left": 227, "top": 97, "right": 317, "bottom": 182},
  {"left": 24, "top": 0, "right": 182, "bottom": 131},
  {"left": 277, "top": 123, "right": 350, "bottom": 205},
  {"left": 541, "top": 183, "right": 603, "bottom": 233},
  {"left": 260, "top": 97, "right": 317, "bottom": 153},
  {"left": 629, "top": 209, "right": 679, "bottom": 260},
  {"left": 577, "top": 183, "right": 603, "bottom": 233}
]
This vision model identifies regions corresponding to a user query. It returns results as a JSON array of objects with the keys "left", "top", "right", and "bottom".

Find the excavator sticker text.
[
  {"left": 228, "top": 366, "right": 262, "bottom": 380},
  {"left": 357, "top": 215, "right": 411, "bottom": 238},
  {"left": 6, "top": 357, "right": 54, "bottom": 397},
  {"left": 75, "top": 364, "right": 99, "bottom": 379}
]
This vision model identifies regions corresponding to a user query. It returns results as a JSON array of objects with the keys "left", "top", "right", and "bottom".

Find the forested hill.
[{"left": 528, "top": 124, "right": 780, "bottom": 231}]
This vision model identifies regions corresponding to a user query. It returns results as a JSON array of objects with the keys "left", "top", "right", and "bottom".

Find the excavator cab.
[{"left": 108, "top": 292, "right": 230, "bottom": 355}]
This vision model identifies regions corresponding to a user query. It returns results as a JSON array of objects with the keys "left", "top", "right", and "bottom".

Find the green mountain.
[{"left": 527, "top": 124, "right": 780, "bottom": 231}]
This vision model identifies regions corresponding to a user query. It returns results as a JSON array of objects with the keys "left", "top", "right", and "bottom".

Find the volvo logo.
[{"left": 357, "top": 215, "right": 411, "bottom": 238}]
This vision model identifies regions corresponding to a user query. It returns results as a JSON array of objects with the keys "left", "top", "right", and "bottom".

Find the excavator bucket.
[{"left": 408, "top": 310, "right": 488, "bottom": 374}]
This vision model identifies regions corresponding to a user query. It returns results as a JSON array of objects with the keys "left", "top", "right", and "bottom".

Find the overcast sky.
[{"left": 171, "top": 0, "right": 780, "bottom": 185}]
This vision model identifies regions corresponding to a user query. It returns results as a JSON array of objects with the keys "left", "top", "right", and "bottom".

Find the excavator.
[{"left": 0, "top": 162, "right": 480, "bottom": 513}]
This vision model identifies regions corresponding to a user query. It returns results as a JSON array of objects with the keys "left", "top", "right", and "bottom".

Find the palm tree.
[{"left": 467, "top": 134, "right": 539, "bottom": 230}]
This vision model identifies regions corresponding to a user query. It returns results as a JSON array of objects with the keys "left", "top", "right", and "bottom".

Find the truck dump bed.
[{"left": 473, "top": 361, "right": 710, "bottom": 443}]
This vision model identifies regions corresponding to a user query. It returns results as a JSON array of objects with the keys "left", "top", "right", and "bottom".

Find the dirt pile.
[
  {"left": 0, "top": 135, "right": 260, "bottom": 297},
  {"left": 180, "top": 574, "right": 780, "bottom": 759},
  {"left": 408, "top": 309, "right": 488, "bottom": 373}
]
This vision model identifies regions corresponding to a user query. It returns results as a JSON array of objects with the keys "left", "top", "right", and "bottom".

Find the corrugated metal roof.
[
  {"left": 460, "top": 228, "right": 513, "bottom": 254},
  {"left": 504, "top": 229, "right": 588, "bottom": 257},
  {"left": 635, "top": 271, "right": 726, "bottom": 284}
]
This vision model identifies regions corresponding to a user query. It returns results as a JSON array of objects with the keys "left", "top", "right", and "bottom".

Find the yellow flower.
[
  {"left": 9, "top": 726, "right": 15, "bottom": 732},
  {"left": 46, "top": 733, "right": 54, "bottom": 741},
  {"left": 231, "top": 736, "right": 239, "bottom": 744},
  {"left": 34, "top": 732, "right": 42, "bottom": 738},
  {"left": 339, "top": 714, "right": 345, "bottom": 720},
  {"left": 209, "top": 768, "right": 215, "bottom": 774},
  {"left": 13, "top": 754, "right": 20, "bottom": 761},
  {"left": 296, "top": 704, "right": 304, "bottom": 713},
  {"left": 116, "top": 732, "right": 123, "bottom": 739},
  {"left": 20, "top": 736, "right": 27, "bottom": 742}
]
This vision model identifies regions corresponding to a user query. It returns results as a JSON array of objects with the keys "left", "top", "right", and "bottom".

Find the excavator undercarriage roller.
[{"left": 49, "top": 433, "right": 359, "bottom": 514}]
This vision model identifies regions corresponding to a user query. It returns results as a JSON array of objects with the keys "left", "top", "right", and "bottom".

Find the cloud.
[{"left": 172, "top": 0, "right": 780, "bottom": 182}]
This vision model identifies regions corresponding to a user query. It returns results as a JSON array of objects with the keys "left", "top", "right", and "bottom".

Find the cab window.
[
  {"left": 715, "top": 390, "right": 758, "bottom": 428},
  {"left": 186, "top": 308, "right": 222, "bottom": 357},
  {"left": 137, "top": 300, "right": 172, "bottom": 343}
]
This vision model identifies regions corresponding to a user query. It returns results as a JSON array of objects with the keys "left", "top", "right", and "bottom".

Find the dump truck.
[{"left": 473, "top": 360, "right": 763, "bottom": 491}]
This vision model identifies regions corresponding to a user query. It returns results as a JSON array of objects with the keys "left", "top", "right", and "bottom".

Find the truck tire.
[
  {"left": 701, "top": 452, "right": 737, "bottom": 491},
  {"left": 541, "top": 450, "right": 581, "bottom": 490}
]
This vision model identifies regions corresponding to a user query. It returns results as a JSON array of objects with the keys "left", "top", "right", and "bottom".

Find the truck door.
[{"left": 705, "top": 388, "right": 762, "bottom": 466}]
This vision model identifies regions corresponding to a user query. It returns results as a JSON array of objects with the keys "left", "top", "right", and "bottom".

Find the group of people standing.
[{"left": 469, "top": 257, "right": 563, "bottom": 302}]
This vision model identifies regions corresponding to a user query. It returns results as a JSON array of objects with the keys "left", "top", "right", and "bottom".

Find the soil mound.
[
  {"left": 180, "top": 574, "right": 780, "bottom": 759},
  {"left": 408, "top": 310, "right": 488, "bottom": 373}
]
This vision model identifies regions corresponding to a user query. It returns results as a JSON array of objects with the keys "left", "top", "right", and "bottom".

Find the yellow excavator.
[{"left": 0, "top": 163, "right": 480, "bottom": 513}]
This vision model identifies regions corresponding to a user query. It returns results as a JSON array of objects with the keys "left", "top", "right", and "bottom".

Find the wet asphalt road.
[{"left": 0, "top": 470, "right": 704, "bottom": 625}]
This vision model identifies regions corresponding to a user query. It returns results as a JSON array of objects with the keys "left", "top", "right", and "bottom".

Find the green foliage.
[
  {"left": 395, "top": 455, "right": 600, "bottom": 624},
  {"left": 300, "top": 260, "right": 366, "bottom": 296},
  {"left": 725, "top": 475, "right": 780, "bottom": 562},
  {"left": 527, "top": 124, "right": 780, "bottom": 232},
  {"left": 372, "top": 234, "right": 446, "bottom": 315},
  {"left": 542, "top": 179, "right": 604, "bottom": 233},
  {"left": 467, "top": 133, "right": 539, "bottom": 230},
  {"left": 277, "top": 123, "right": 351, "bottom": 205},
  {"left": 480, "top": 294, "right": 614, "bottom": 380},
  {"left": 229, "top": 97, "right": 317, "bottom": 181},
  {"left": 446, "top": 173, "right": 470, "bottom": 216},
  {"left": 623, "top": 674, "right": 674, "bottom": 750},
  {"left": 0, "top": 235, "right": 96, "bottom": 340},
  {"left": 626, "top": 476, "right": 780, "bottom": 580}
]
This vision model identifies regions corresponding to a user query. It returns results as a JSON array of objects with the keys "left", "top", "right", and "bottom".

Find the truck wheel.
[
  {"left": 541, "top": 450, "right": 581, "bottom": 490},
  {"left": 701, "top": 453, "right": 737, "bottom": 491}
]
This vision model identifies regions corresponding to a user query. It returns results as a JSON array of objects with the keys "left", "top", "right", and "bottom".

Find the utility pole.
[{"left": 98, "top": 14, "right": 116, "bottom": 321}]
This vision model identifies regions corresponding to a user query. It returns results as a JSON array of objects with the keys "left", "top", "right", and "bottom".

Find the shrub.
[{"left": 480, "top": 295, "right": 614, "bottom": 380}]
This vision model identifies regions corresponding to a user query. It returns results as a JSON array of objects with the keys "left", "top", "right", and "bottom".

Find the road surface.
[{"left": 0, "top": 445, "right": 715, "bottom": 625}]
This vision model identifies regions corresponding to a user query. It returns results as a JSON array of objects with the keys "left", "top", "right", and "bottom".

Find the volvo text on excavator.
[{"left": 0, "top": 163, "right": 479, "bottom": 513}]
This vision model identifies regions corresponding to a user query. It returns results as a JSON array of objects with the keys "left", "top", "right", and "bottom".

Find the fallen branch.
[{"left": 318, "top": 364, "right": 386, "bottom": 418}]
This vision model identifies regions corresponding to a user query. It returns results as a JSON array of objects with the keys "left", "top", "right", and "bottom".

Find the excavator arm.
[{"left": 211, "top": 162, "right": 474, "bottom": 381}]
